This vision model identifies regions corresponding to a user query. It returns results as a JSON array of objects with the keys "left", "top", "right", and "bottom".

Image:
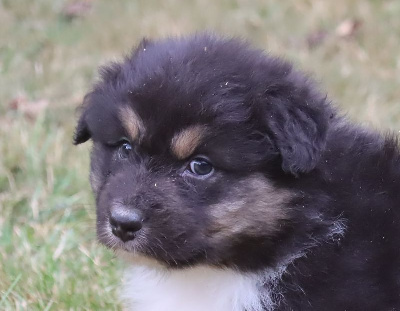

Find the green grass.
[{"left": 1, "top": 0, "right": 400, "bottom": 309}]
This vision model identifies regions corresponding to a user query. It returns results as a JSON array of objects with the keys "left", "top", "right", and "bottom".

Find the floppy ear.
[
  {"left": 73, "top": 111, "right": 91, "bottom": 145},
  {"left": 73, "top": 96, "right": 91, "bottom": 145},
  {"left": 262, "top": 71, "right": 331, "bottom": 176}
]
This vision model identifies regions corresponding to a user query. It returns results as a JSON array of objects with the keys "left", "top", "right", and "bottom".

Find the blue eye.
[
  {"left": 118, "top": 141, "right": 132, "bottom": 159},
  {"left": 188, "top": 158, "right": 214, "bottom": 177}
]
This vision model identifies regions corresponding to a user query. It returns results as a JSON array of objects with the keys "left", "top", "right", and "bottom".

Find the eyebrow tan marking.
[
  {"left": 171, "top": 125, "right": 207, "bottom": 159},
  {"left": 119, "top": 106, "right": 145, "bottom": 142}
]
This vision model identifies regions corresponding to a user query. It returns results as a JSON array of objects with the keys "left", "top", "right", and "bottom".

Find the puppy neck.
[{"left": 117, "top": 253, "right": 279, "bottom": 311}]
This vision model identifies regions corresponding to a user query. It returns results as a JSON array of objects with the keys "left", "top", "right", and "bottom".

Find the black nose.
[{"left": 110, "top": 205, "right": 144, "bottom": 242}]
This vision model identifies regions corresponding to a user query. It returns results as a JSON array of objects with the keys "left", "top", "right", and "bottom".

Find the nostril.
[{"left": 110, "top": 205, "right": 144, "bottom": 241}]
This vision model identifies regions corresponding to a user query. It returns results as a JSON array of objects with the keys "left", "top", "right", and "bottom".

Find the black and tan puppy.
[{"left": 74, "top": 34, "right": 400, "bottom": 310}]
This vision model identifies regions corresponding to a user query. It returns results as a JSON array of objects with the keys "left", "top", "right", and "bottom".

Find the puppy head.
[{"left": 74, "top": 34, "right": 331, "bottom": 270}]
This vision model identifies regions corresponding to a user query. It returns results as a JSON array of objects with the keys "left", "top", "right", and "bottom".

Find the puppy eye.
[
  {"left": 188, "top": 158, "right": 214, "bottom": 177},
  {"left": 118, "top": 141, "right": 133, "bottom": 159}
]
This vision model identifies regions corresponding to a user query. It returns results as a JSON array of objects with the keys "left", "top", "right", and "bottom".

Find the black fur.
[{"left": 74, "top": 34, "right": 400, "bottom": 310}]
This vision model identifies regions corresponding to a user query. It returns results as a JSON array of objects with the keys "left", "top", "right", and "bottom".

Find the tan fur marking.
[
  {"left": 119, "top": 106, "right": 145, "bottom": 142},
  {"left": 208, "top": 174, "right": 292, "bottom": 243},
  {"left": 171, "top": 125, "right": 207, "bottom": 159}
]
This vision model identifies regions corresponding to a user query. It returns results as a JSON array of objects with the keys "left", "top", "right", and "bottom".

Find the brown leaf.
[
  {"left": 335, "top": 19, "right": 362, "bottom": 38},
  {"left": 62, "top": 0, "right": 93, "bottom": 19},
  {"left": 8, "top": 96, "right": 49, "bottom": 120}
]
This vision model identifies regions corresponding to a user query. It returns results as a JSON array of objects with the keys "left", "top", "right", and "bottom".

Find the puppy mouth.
[
  {"left": 99, "top": 224, "right": 177, "bottom": 267},
  {"left": 98, "top": 221, "right": 147, "bottom": 254}
]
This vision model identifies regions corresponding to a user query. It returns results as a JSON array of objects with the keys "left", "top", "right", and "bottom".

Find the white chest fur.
[
  {"left": 120, "top": 260, "right": 272, "bottom": 311},
  {"left": 118, "top": 218, "right": 344, "bottom": 310}
]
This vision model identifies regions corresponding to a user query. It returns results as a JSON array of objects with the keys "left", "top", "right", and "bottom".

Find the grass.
[{"left": 1, "top": 0, "right": 400, "bottom": 309}]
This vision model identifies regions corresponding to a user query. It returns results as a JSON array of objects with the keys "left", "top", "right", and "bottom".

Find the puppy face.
[{"left": 74, "top": 35, "right": 331, "bottom": 270}]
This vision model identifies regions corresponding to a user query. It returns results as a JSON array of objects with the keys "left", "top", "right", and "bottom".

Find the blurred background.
[{"left": 1, "top": 0, "right": 399, "bottom": 309}]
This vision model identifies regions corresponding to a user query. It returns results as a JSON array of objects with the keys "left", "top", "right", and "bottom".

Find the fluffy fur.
[
  {"left": 119, "top": 254, "right": 267, "bottom": 311},
  {"left": 74, "top": 34, "right": 400, "bottom": 310}
]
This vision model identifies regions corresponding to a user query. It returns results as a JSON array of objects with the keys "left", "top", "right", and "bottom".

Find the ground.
[{"left": 1, "top": 0, "right": 400, "bottom": 309}]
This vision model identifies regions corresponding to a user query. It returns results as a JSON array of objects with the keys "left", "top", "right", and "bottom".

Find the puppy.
[{"left": 74, "top": 34, "right": 400, "bottom": 310}]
